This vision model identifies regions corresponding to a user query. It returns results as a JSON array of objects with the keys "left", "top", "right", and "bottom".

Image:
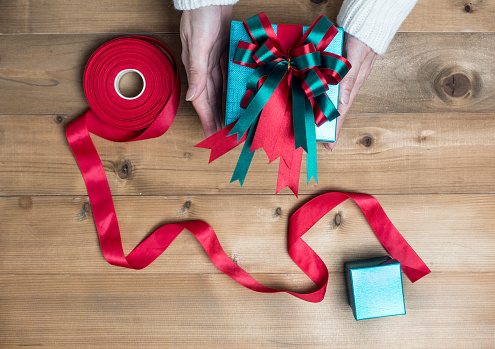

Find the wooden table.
[{"left": 1, "top": 0, "right": 494, "bottom": 347}]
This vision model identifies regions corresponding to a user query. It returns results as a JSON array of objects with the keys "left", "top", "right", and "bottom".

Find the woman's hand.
[
  {"left": 325, "top": 34, "right": 377, "bottom": 151},
  {"left": 180, "top": 5, "right": 233, "bottom": 138}
]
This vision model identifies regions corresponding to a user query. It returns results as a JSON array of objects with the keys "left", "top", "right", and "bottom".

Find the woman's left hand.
[{"left": 324, "top": 33, "right": 377, "bottom": 151}]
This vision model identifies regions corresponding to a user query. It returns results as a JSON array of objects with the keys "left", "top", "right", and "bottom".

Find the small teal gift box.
[
  {"left": 345, "top": 257, "right": 406, "bottom": 320},
  {"left": 226, "top": 20, "right": 344, "bottom": 142}
]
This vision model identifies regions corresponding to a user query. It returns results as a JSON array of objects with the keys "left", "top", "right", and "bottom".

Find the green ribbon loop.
[
  {"left": 303, "top": 16, "right": 334, "bottom": 48},
  {"left": 315, "top": 94, "right": 339, "bottom": 122},
  {"left": 254, "top": 42, "right": 280, "bottom": 64},
  {"left": 246, "top": 62, "right": 278, "bottom": 91},
  {"left": 320, "top": 54, "right": 350, "bottom": 77},
  {"left": 245, "top": 15, "right": 270, "bottom": 44},
  {"left": 304, "top": 69, "right": 328, "bottom": 98},
  {"left": 234, "top": 47, "right": 257, "bottom": 66},
  {"left": 229, "top": 63, "right": 288, "bottom": 141},
  {"left": 292, "top": 52, "right": 321, "bottom": 71}
]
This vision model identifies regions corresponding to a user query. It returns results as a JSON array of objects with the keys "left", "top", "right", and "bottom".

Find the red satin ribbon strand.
[
  {"left": 316, "top": 24, "right": 339, "bottom": 51},
  {"left": 276, "top": 147, "right": 303, "bottom": 196},
  {"left": 68, "top": 36, "right": 430, "bottom": 304},
  {"left": 67, "top": 36, "right": 181, "bottom": 268},
  {"left": 251, "top": 73, "right": 289, "bottom": 157},
  {"left": 313, "top": 103, "right": 328, "bottom": 127},
  {"left": 195, "top": 121, "right": 249, "bottom": 163}
]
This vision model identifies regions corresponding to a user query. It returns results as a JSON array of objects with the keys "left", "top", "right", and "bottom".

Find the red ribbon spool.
[{"left": 66, "top": 36, "right": 429, "bottom": 303}]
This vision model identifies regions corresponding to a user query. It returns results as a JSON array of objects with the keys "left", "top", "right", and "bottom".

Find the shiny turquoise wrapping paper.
[
  {"left": 345, "top": 257, "right": 406, "bottom": 320},
  {"left": 226, "top": 21, "right": 344, "bottom": 142}
]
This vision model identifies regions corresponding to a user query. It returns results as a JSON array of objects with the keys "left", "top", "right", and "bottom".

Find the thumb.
[
  {"left": 185, "top": 50, "right": 209, "bottom": 102},
  {"left": 339, "top": 62, "right": 359, "bottom": 106}
]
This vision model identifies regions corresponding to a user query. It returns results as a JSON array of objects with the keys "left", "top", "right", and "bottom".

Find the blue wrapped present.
[
  {"left": 197, "top": 13, "right": 351, "bottom": 195},
  {"left": 226, "top": 21, "right": 344, "bottom": 142},
  {"left": 345, "top": 257, "right": 406, "bottom": 320}
]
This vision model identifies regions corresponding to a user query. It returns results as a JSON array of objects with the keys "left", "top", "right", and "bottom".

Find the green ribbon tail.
[
  {"left": 315, "top": 93, "right": 339, "bottom": 123},
  {"left": 230, "top": 117, "right": 259, "bottom": 186},
  {"left": 292, "top": 77, "right": 308, "bottom": 152},
  {"left": 229, "top": 63, "right": 287, "bottom": 142},
  {"left": 304, "top": 98, "right": 318, "bottom": 184}
]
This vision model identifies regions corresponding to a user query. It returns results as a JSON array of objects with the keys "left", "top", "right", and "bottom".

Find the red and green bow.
[{"left": 197, "top": 13, "right": 351, "bottom": 196}]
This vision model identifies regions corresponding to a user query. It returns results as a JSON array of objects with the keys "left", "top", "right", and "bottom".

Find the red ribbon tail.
[
  {"left": 251, "top": 74, "right": 289, "bottom": 161},
  {"left": 276, "top": 148, "right": 303, "bottom": 197},
  {"left": 195, "top": 121, "right": 247, "bottom": 163}
]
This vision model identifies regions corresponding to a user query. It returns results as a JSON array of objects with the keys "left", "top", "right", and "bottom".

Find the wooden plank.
[
  {"left": 1, "top": 112, "right": 494, "bottom": 196},
  {"left": 0, "top": 272, "right": 493, "bottom": 347},
  {"left": 1, "top": 0, "right": 494, "bottom": 34},
  {"left": 1, "top": 194, "right": 494, "bottom": 275},
  {"left": 1, "top": 32, "right": 495, "bottom": 116},
  {"left": 0, "top": 34, "right": 193, "bottom": 117}
]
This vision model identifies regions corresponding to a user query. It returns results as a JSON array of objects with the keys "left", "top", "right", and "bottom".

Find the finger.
[
  {"left": 329, "top": 65, "right": 366, "bottom": 151},
  {"left": 211, "top": 64, "right": 223, "bottom": 130},
  {"left": 208, "top": 66, "right": 223, "bottom": 132},
  {"left": 185, "top": 43, "right": 210, "bottom": 102},
  {"left": 339, "top": 55, "right": 362, "bottom": 106},
  {"left": 181, "top": 44, "right": 190, "bottom": 72},
  {"left": 193, "top": 87, "right": 218, "bottom": 138},
  {"left": 220, "top": 50, "right": 229, "bottom": 92},
  {"left": 358, "top": 53, "right": 377, "bottom": 84},
  {"left": 328, "top": 110, "right": 347, "bottom": 151}
]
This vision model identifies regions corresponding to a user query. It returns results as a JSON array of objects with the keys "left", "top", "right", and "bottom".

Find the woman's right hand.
[{"left": 180, "top": 5, "right": 233, "bottom": 137}]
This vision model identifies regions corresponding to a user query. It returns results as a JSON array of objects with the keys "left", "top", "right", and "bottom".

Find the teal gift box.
[
  {"left": 226, "top": 20, "right": 344, "bottom": 142},
  {"left": 345, "top": 257, "right": 406, "bottom": 321}
]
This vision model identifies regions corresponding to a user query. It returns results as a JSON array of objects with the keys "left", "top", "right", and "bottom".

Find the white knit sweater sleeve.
[
  {"left": 174, "top": 0, "right": 238, "bottom": 10},
  {"left": 337, "top": 0, "right": 417, "bottom": 55}
]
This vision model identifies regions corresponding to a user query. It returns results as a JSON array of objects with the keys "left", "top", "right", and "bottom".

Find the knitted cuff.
[
  {"left": 337, "top": 0, "right": 417, "bottom": 55},
  {"left": 174, "top": 0, "right": 239, "bottom": 11}
]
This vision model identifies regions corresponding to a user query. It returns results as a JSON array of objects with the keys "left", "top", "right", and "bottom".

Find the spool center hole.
[{"left": 118, "top": 71, "right": 144, "bottom": 98}]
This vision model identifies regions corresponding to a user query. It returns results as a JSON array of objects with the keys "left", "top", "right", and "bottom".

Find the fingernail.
[
  {"left": 340, "top": 91, "right": 350, "bottom": 106},
  {"left": 186, "top": 86, "right": 196, "bottom": 101}
]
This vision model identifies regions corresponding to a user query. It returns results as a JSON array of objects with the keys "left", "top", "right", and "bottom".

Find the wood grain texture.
[
  {"left": 1, "top": 113, "right": 494, "bottom": 195},
  {"left": 1, "top": 0, "right": 494, "bottom": 34},
  {"left": 1, "top": 1, "right": 495, "bottom": 347},
  {"left": 1, "top": 32, "right": 495, "bottom": 116},
  {"left": 1, "top": 273, "right": 494, "bottom": 348},
  {"left": 1, "top": 194, "right": 494, "bottom": 275}
]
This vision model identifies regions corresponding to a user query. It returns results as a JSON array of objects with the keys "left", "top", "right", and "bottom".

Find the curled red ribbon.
[{"left": 67, "top": 37, "right": 430, "bottom": 303}]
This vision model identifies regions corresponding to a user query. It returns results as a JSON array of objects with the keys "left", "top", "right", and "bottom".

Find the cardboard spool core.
[{"left": 114, "top": 69, "right": 146, "bottom": 100}]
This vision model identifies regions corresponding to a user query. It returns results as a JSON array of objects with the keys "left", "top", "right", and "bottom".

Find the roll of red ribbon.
[{"left": 67, "top": 36, "right": 429, "bottom": 302}]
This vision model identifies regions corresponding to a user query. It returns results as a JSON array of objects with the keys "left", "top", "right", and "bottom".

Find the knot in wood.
[
  {"left": 464, "top": 4, "right": 471, "bottom": 12},
  {"left": 310, "top": 0, "right": 326, "bottom": 3},
  {"left": 334, "top": 212, "right": 342, "bottom": 227},
  {"left": 183, "top": 152, "right": 192, "bottom": 159},
  {"left": 117, "top": 160, "right": 132, "bottom": 179},
  {"left": 54, "top": 115, "right": 64, "bottom": 124},
  {"left": 183, "top": 200, "right": 192, "bottom": 210},
  {"left": 360, "top": 135, "right": 373, "bottom": 147},
  {"left": 275, "top": 207, "right": 282, "bottom": 216},
  {"left": 442, "top": 74, "right": 471, "bottom": 98},
  {"left": 84, "top": 202, "right": 91, "bottom": 213}
]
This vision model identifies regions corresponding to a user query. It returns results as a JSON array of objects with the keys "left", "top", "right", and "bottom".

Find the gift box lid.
[
  {"left": 345, "top": 257, "right": 406, "bottom": 320},
  {"left": 226, "top": 20, "right": 344, "bottom": 142}
]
